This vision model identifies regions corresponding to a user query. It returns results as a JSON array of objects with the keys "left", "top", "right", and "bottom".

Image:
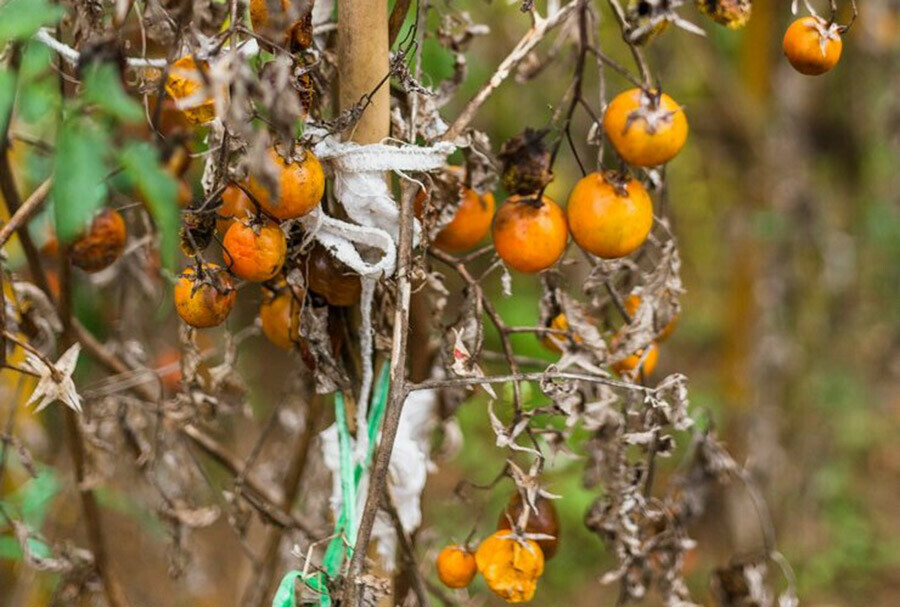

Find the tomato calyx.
[
  {"left": 624, "top": 88, "right": 679, "bottom": 136},
  {"left": 805, "top": 16, "right": 842, "bottom": 56},
  {"left": 602, "top": 169, "right": 634, "bottom": 197},
  {"left": 184, "top": 262, "right": 234, "bottom": 297}
]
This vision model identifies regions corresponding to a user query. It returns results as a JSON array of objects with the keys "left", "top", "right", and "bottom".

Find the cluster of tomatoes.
[{"left": 436, "top": 494, "right": 559, "bottom": 602}]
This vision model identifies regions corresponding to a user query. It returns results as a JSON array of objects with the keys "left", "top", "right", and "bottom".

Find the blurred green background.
[{"left": 416, "top": 1, "right": 899, "bottom": 606}]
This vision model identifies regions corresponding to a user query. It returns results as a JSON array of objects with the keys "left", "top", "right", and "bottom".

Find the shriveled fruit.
[
  {"left": 304, "top": 244, "right": 361, "bottom": 307},
  {"left": 433, "top": 183, "right": 495, "bottom": 253},
  {"left": 174, "top": 264, "right": 236, "bottom": 328},
  {"left": 218, "top": 185, "right": 256, "bottom": 234},
  {"left": 783, "top": 16, "right": 842, "bottom": 76},
  {"left": 695, "top": 0, "right": 752, "bottom": 28},
  {"left": 567, "top": 172, "right": 653, "bottom": 259},
  {"left": 260, "top": 287, "right": 301, "bottom": 350},
  {"left": 603, "top": 88, "right": 688, "bottom": 167},
  {"left": 492, "top": 195, "right": 568, "bottom": 273},
  {"left": 246, "top": 148, "right": 324, "bottom": 221},
  {"left": 475, "top": 531, "right": 545, "bottom": 603},
  {"left": 165, "top": 56, "right": 217, "bottom": 125},
  {"left": 498, "top": 128, "right": 553, "bottom": 195},
  {"left": 70, "top": 208, "right": 127, "bottom": 272},
  {"left": 179, "top": 212, "right": 215, "bottom": 256},
  {"left": 497, "top": 493, "right": 560, "bottom": 560},
  {"left": 223, "top": 221, "right": 287, "bottom": 283},
  {"left": 612, "top": 341, "right": 660, "bottom": 376},
  {"left": 436, "top": 545, "right": 477, "bottom": 589},
  {"left": 624, "top": 294, "right": 678, "bottom": 341}
]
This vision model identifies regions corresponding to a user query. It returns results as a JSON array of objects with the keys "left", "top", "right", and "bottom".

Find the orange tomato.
[
  {"left": 612, "top": 341, "right": 659, "bottom": 377},
  {"left": 567, "top": 172, "right": 653, "bottom": 259},
  {"left": 173, "top": 264, "right": 236, "bottom": 328},
  {"left": 246, "top": 148, "right": 324, "bottom": 221},
  {"left": 259, "top": 287, "right": 300, "bottom": 350},
  {"left": 218, "top": 185, "right": 256, "bottom": 234},
  {"left": 603, "top": 88, "right": 688, "bottom": 167},
  {"left": 783, "top": 16, "right": 843, "bottom": 75},
  {"left": 492, "top": 195, "right": 568, "bottom": 273},
  {"left": 435, "top": 545, "right": 477, "bottom": 589},
  {"left": 624, "top": 294, "right": 678, "bottom": 341},
  {"left": 433, "top": 188, "right": 495, "bottom": 253},
  {"left": 223, "top": 221, "right": 287, "bottom": 283}
]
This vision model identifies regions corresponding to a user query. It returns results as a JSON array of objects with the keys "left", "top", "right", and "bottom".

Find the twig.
[
  {"left": 33, "top": 28, "right": 167, "bottom": 68},
  {"left": 382, "top": 487, "right": 431, "bottom": 607},
  {"left": 408, "top": 370, "right": 655, "bottom": 395},
  {"left": 605, "top": 0, "right": 651, "bottom": 87},
  {"left": 442, "top": 0, "right": 586, "bottom": 141},
  {"left": 0, "top": 178, "right": 52, "bottom": 247},
  {"left": 344, "top": 184, "right": 418, "bottom": 605}
]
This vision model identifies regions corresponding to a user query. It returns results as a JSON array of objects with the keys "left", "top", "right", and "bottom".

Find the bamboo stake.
[
  {"left": 337, "top": 2, "right": 394, "bottom": 605},
  {"left": 338, "top": 0, "right": 390, "bottom": 145}
]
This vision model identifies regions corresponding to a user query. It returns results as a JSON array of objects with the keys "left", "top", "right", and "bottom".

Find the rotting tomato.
[
  {"left": 246, "top": 148, "right": 324, "bottom": 221},
  {"left": 436, "top": 545, "right": 477, "bottom": 589},
  {"left": 603, "top": 88, "right": 688, "bottom": 167},
  {"left": 165, "top": 55, "right": 217, "bottom": 125},
  {"left": 497, "top": 493, "right": 561, "bottom": 560},
  {"left": 223, "top": 220, "right": 287, "bottom": 283},
  {"left": 475, "top": 531, "right": 545, "bottom": 603},
  {"left": 566, "top": 171, "right": 653, "bottom": 259},
  {"left": 70, "top": 208, "right": 127, "bottom": 273},
  {"left": 304, "top": 243, "right": 361, "bottom": 307},
  {"left": 492, "top": 195, "right": 568, "bottom": 273},
  {"left": 782, "top": 16, "right": 843, "bottom": 75},
  {"left": 173, "top": 263, "right": 236, "bottom": 328}
]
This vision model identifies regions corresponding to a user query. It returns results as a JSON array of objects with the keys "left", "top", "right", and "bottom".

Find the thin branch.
[
  {"left": 442, "top": 0, "right": 586, "bottom": 141},
  {"left": 0, "top": 178, "right": 52, "bottom": 247},
  {"left": 408, "top": 370, "right": 656, "bottom": 395},
  {"left": 382, "top": 487, "right": 431, "bottom": 607},
  {"left": 344, "top": 184, "right": 418, "bottom": 605}
]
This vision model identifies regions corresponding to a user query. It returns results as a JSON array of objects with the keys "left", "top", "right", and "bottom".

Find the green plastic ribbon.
[{"left": 273, "top": 364, "right": 390, "bottom": 607}]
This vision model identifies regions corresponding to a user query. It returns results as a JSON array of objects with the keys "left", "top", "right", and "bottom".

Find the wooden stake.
[
  {"left": 337, "top": 3, "right": 393, "bottom": 605},
  {"left": 338, "top": 0, "right": 390, "bottom": 144}
]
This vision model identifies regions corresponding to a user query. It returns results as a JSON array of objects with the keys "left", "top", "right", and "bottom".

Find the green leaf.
[
  {"left": 272, "top": 570, "right": 301, "bottom": 607},
  {"left": 20, "top": 40, "right": 52, "bottom": 79},
  {"left": 51, "top": 119, "right": 109, "bottom": 242},
  {"left": 0, "top": 69, "right": 15, "bottom": 136},
  {"left": 120, "top": 142, "right": 178, "bottom": 269},
  {"left": 83, "top": 63, "right": 142, "bottom": 123},
  {"left": 0, "top": 0, "right": 65, "bottom": 45},
  {"left": 19, "top": 470, "right": 59, "bottom": 527},
  {"left": 17, "top": 77, "right": 60, "bottom": 124}
]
